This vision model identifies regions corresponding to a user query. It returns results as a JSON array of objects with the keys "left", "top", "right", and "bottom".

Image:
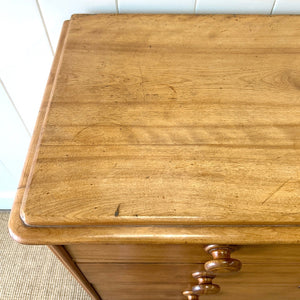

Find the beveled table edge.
[{"left": 9, "top": 192, "right": 300, "bottom": 245}]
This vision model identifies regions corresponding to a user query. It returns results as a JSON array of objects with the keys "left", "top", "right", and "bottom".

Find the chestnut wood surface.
[
  {"left": 8, "top": 14, "right": 300, "bottom": 245},
  {"left": 65, "top": 244, "right": 211, "bottom": 263},
  {"left": 19, "top": 14, "right": 300, "bottom": 227},
  {"left": 77, "top": 263, "right": 300, "bottom": 300},
  {"left": 91, "top": 284, "right": 300, "bottom": 300},
  {"left": 77, "top": 263, "right": 300, "bottom": 285},
  {"left": 65, "top": 244, "right": 300, "bottom": 264}
]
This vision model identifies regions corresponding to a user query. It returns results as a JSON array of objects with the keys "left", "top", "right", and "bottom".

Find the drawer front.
[
  {"left": 78, "top": 263, "right": 200, "bottom": 300},
  {"left": 66, "top": 244, "right": 300, "bottom": 264},
  {"left": 65, "top": 244, "right": 210, "bottom": 263},
  {"left": 76, "top": 263, "right": 300, "bottom": 300},
  {"left": 91, "top": 285, "right": 300, "bottom": 300}
]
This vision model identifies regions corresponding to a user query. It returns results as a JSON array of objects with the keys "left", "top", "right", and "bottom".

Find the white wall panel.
[
  {"left": 0, "top": 0, "right": 53, "bottom": 134},
  {"left": 273, "top": 0, "right": 300, "bottom": 14},
  {"left": 0, "top": 161, "right": 18, "bottom": 209},
  {"left": 38, "top": 0, "right": 117, "bottom": 51},
  {"left": 0, "top": 83, "right": 30, "bottom": 209},
  {"left": 196, "top": 0, "right": 275, "bottom": 14},
  {"left": 118, "top": 0, "right": 195, "bottom": 13}
]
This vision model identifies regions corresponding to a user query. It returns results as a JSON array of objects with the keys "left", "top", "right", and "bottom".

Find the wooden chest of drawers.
[{"left": 9, "top": 15, "right": 300, "bottom": 299}]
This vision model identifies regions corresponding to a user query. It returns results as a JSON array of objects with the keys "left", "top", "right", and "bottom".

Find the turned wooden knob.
[
  {"left": 183, "top": 290, "right": 198, "bottom": 300},
  {"left": 192, "top": 271, "right": 220, "bottom": 295},
  {"left": 204, "top": 244, "right": 242, "bottom": 273}
]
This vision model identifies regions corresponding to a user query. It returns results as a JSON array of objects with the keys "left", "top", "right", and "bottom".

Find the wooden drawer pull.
[
  {"left": 192, "top": 271, "right": 220, "bottom": 295},
  {"left": 204, "top": 244, "right": 242, "bottom": 273},
  {"left": 183, "top": 291, "right": 199, "bottom": 299}
]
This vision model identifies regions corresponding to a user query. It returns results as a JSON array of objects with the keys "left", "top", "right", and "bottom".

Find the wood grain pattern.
[
  {"left": 65, "top": 244, "right": 210, "bottom": 263},
  {"left": 91, "top": 284, "right": 300, "bottom": 300},
  {"left": 19, "top": 14, "right": 300, "bottom": 227},
  {"left": 8, "top": 15, "right": 300, "bottom": 245},
  {"left": 65, "top": 244, "right": 300, "bottom": 264},
  {"left": 77, "top": 263, "right": 300, "bottom": 300}
]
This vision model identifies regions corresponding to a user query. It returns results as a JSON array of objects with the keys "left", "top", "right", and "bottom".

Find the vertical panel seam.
[
  {"left": 270, "top": 0, "right": 277, "bottom": 15},
  {"left": 194, "top": 0, "right": 198, "bottom": 14},
  {"left": 35, "top": 0, "right": 54, "bottom": 55},
  {"left": 0, "top": 78, "right": 31, "bottom": 137},
  {"left": 115, "top": 0, "right": 119, "bottom": 14}
]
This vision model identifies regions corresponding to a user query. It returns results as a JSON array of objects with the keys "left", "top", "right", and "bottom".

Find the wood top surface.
[{"left": 20, "top": 14, "right": 300, "bottom": 227}]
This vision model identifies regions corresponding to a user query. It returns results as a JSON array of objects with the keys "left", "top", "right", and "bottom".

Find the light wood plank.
[
  {"left": 22, "top": 144, "right": 300, "bottom": 225},
  {"left": 19, "top": 15, "right": 300, "bottom": 227},
  {"left": 66, "top": 244, "right": 300, "bottom": 264},
  {"left": 77, "top": 262, "right": 300, "bottom": 300}
]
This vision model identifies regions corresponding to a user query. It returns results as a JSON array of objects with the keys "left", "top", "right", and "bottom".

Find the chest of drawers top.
[{"left": 9, "top": 14, "right": 300, "bottom": 245}]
